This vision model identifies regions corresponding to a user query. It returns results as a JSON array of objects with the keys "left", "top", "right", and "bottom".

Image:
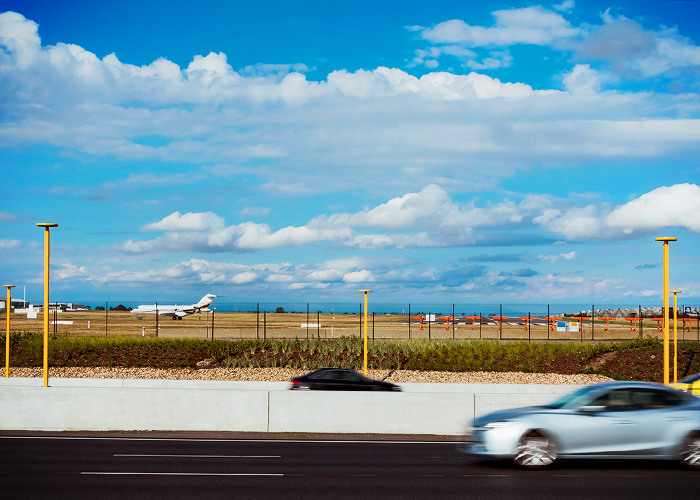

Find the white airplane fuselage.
[{"left": 131, "top": 294, "right": 219, "bottom": 320}]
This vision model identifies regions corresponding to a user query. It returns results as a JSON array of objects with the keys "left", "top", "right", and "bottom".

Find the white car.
[{"left": 460, "top": 381, "right": 700, "bottom": 468}]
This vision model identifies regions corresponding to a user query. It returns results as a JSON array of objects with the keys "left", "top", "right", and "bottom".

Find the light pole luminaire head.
[{"left": 36, "top": 223, "right": 59, "bottom": 229}]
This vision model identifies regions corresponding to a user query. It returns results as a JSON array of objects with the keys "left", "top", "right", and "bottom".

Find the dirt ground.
[{"left": 5, "top": 310, "right": 699, "bottom": 343}]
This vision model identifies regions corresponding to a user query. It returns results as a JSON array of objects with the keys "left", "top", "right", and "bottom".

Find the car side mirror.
[{"left": 579, "top": 405, "right": 606, "bottom": 414}]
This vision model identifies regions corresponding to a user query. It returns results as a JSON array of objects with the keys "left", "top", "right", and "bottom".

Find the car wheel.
[
  {"left": 681, "top": 433, "right": 700, "bottom": 469},
  {"left": 513, "top": 432, "right": 557, "bottom": 469}
]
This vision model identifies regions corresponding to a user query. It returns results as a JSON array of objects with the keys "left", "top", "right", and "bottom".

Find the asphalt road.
[{"left": 1, "top": 435, "right": 699, "bottom": 500}]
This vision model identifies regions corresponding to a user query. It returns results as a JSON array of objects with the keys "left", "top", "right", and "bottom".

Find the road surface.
[{"left": 1, "top": 434, "right": 698, "bottom": 499}]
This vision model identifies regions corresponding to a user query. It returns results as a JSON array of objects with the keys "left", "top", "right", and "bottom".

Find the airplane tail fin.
[{"left": 195, "top": 294, "right": 222, "bottom": 308}]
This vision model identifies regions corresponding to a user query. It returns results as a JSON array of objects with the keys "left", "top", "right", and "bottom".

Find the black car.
[{"left": 291, "top": 368, "right": 402, "bottom": 391}]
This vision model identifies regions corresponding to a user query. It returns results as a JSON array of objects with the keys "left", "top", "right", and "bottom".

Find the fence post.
[
  {"left": 547, "top": 305, "right": 550, "bottom": 341},
  {"left": 428, "top": 312, "right": 431, "bottom": 340},
  {"left": 408, "top": 304, "right": 411, "bottom": 340},
  {"left": 359, "top": 303, "right": 362, "bottom": 338},
  {"left": 639, "top": 305, "right": 642, "bottom": 338},
  {"left": 264, "top": 310, "right": 266, "bottom": 341},
  {"left": 257, "top": 303, "right": 259, "bottom": 340},
  {"left": 317, "top": 311, "right": 320, "bottom": 339},
  {"left": 452, "top": 304, "right": 455, "bottom": 340},
  {"left": 307, "top": 303, "right": 309, "bottom": 340},
  {"left": 372, "top": 312, "right": 374, "bottom": 341},
  {"left": 106, "top": 301, "right": 108, "bottom": 337},
  {"left": 479, "top": 312, "right": 481, "bottom": 339},
  {"left": 212, "top": 309, "right": 215, "bottom": 341},
  {"left": 499, "top": 304, "right": 502, "bottom": 341},
  {"left": 528, "top": 312, "right": 531, "bottom": 343},
  {"left": 592, "top": 304, "right": 594, "bottom": 342}
]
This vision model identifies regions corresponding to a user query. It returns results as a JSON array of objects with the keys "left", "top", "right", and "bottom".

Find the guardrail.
[{"left": 0, "top": 378, "right": 575, "bottom": 435}]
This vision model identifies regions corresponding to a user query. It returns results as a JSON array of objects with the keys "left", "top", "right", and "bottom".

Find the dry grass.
[{"left": 3, "top": 310, "right": 688, "bottom": 342}]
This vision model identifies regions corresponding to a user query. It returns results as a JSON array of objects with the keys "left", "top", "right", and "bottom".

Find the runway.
[{"left": 1, "top": 434, "right": 698, "bottom": 499}]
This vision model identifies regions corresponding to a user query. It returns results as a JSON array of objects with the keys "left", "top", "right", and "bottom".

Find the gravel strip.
[{"left": 5, "top": 367, "right": 611, "bottom": 384}]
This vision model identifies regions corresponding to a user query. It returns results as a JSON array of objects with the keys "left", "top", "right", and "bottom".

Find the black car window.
[
  {"left": 592, "top": 389, "right": 636, "bottom": 412},
  {"left": 593, "top": 388, "right": 689, "bottom": 412},
  {"left": 333, "top": 371, "right": 363, "bottom": 381},
  {"left": 309, "top": 371, "right": 335, "bottom": 380},
  {"left": 643, "top": 389, "right": 687, "bottom": 409}
]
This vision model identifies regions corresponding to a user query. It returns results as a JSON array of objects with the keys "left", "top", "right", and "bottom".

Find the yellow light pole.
[
  {"left": 360, "top": 290, "right": 372, "bottom": 376},
  {"left": 37, "top": 223, "right": 58, "bottom": 387},
  {"left": 655, "top": 237, "right": 676, "bottom": 386},
  {"left": 4, "top": 285, "right": 15, "bottom": 378},
  {"left": 671, "top": 291, "right": 681, "bottom": 384}
]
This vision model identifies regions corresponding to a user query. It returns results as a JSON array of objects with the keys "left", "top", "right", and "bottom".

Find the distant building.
[{"left": 0, "top": 299, "right": 30, "bottom": 311}]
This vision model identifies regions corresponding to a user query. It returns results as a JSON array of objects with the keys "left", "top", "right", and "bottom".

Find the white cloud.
[
  {"left": 142, "top": 211, "right": 225, "bottom": 232},
  {"left": 553, "top": 0, "right": 574, "bottom": 13},
  {"left": 417, "top": 8, "right": 580, "bottom": 47},
  {"left": 536, "top": 184, "right": 700, "bottom": 240},
  {"left": 539, "top": 252, "right": 577, "bottom": 263},
  {"left": 563, "top": 64, "right": 601, "bottom": 94},
  {"left": 606, "top": 184, "right": 700, "bottom": 233},
  {"left": 343, "top": 270, "right": 374, "bottom": 283},
  {"left": 1, "top": 10, "right": 698, "bottom": 192},
  {"left": 0, "top": 239, "right": 20, "bottom": 249},
  {"left": 231, "top": 271, "right": 257, "bottom": 284}
]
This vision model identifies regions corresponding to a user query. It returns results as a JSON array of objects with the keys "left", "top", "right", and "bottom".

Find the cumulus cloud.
[
  {"left": 606, "top": 184, "right": 700, "bottom": 233},
  {"left": 54, "top": 263, "right": 90, "bottom": 280},
  {"left": 417, "top": 8, "right": 579, "bottom": 47},
  {"left": 563, "top": 64, "right": 601, "bottom": 94},
  {"left": 1, "top": 10, "right": 698, "bottom": 191},
  {"left": 119, "top": 184, "right": 570, "bottom": 254},
  {"left": 231, "top": 271, "right": 257, "bottom": 284},
  {"left": 342, "top": 270, "right": 374, "bottom": 283},
  {"left": 536, "top": 184, "right": 700, "bottom": 240},
  {"left": 410, "top": 5, "right": 700, "bottom": 88}
]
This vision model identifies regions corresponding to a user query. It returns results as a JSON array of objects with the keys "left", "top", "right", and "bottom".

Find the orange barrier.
[
  {"left": 439, "top": 316, "right": 457, "bottom": 331},
  {"left": 573, "top": 316, "right": 588, "bottom": 332},
  {"left": 518, "top": 317, "right": 530, "bottom": 331},
  {"left": 492, "top": 316, "right": 509, "bottom": 330},
  {"left": 463, "top": 316, "right": 481, "bottom": 330},
  {"left": 652, "top": 318, "right": 664, "bottom": 332},
  {"left": 682, "top": 317, "right": 698, "bottom": 333},
  {"left": 624, "top": 317, "right": 642, "bottom": 332},
  {"left": 412, "top": 316, "right": 424, "bottom": 331},
  {"left": 548, "top": 317, "right": 563, "bottom": 331},
  {"left": 597, "top": 317, "right": 616, "bottom": 332}
]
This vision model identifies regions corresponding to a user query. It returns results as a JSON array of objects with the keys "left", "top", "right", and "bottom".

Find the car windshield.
[
  {"left": 542, "top": 385, "right": 603, "bottom": 409},
  {"left": 679, "top": 373, "right": 700, "bottom": 384}
]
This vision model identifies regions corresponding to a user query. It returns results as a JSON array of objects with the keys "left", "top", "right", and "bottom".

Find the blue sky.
[{"left": 1, "top": 0, "right": 699, "bottom": 306}]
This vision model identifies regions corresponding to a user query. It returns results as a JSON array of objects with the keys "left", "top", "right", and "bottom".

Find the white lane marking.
[
  {"left": 114, "top": 454, "right": 280, "bottom": 458},
  {"left": 1, "top": 436, "right": 458, "bottom": 445},
  {"left": 81, "top": 472, "right": 283, "bottom": 476}
]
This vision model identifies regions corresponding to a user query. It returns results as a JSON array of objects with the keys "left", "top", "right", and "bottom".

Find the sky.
[{"left": 0, "top": 0, "right": 699, "bottom": 307}]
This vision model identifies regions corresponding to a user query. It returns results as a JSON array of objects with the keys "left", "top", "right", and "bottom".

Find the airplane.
[{"left": 131, "top": 294, "right": 223, "bottom": 320}]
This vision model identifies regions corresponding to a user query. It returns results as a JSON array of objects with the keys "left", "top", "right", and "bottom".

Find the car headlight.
[{"left": 485, "top": 420, "right": 514, "bottom": 429}]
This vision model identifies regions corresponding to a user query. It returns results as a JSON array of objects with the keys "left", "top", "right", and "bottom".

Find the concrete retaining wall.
[{"left": 0, "top": 378, "right": 578, "bottom": 435}]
